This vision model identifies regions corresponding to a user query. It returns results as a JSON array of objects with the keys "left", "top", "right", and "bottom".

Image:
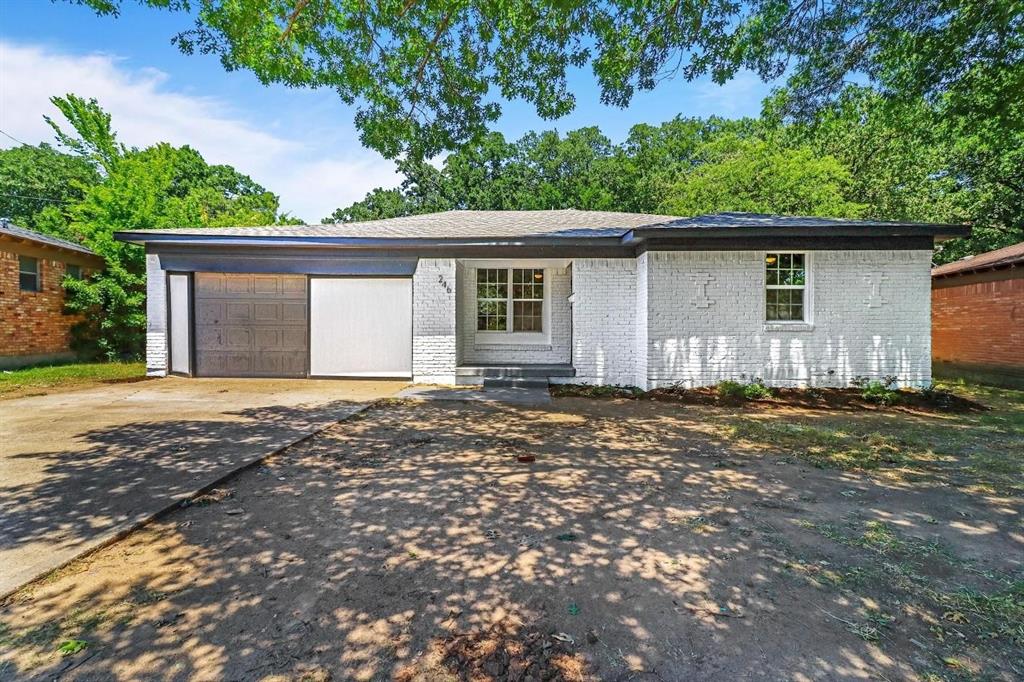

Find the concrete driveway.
[{"left": 0, "top": 377, "right": 403, "bottom": 597}]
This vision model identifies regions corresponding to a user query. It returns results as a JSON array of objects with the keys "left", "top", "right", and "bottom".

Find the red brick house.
[
  {"left": 1, "top": 222, "right": 104, "bottom": 369},
  {"left": 932, "top": 242, "right": 1024, "bottom": 387}
]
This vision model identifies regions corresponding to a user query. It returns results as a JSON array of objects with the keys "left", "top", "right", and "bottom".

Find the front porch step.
[
  {"left": 482, "top": 378, "right": 551, "bottom": 389},
  {"left": 456, "top": 364, "right": 575, "bottom": 379}
]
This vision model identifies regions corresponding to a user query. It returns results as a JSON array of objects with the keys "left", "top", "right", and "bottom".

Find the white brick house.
[{"left": 118, "top": 210, "right": 967, "bottom": 389}]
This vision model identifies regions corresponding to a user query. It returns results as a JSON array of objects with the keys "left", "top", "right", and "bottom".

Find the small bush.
[
  {"left": 743, "top": 380, "right": 773, "bottom": 400},
  {"left": 716, "top": 380, "right": 746, "bottom": 400},
  {"left": 861, "top": 380, "right": 901, "bottom": 406}
]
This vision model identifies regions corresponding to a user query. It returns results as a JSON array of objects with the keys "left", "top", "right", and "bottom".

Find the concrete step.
[
  {"left": 482, "top": 378, "right": 551, "bottom": 389},
  {"left": 457, "top": 364, "right": 575, "bottom": 379}
]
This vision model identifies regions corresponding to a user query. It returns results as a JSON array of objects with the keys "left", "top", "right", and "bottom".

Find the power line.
[{"left": 0, "top": 128, "right": 30, "bottom": 146}]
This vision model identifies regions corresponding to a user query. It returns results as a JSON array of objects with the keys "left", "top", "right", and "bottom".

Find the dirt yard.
[{"left": 1, "top": 382, "right": 1021, "bottom": 681}]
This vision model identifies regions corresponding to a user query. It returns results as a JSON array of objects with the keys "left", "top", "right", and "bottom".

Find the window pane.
[
  {"left": 477, "top": 300, "right": 507, "bottom": 331},
  {"left": 18, "top": 256, "right": 38, "bottom": 292},
  {"left": 66, "top": 264, "right": 81, "bottom": 280},
  {"left": 513, "top": 300, "right": 543, "bottom": 332},
  {"left": 512, "top": 269, "right": 543, "bottom": 300},
  {"left": 780, "top": 253, "right": 792, "bottom": 269}
]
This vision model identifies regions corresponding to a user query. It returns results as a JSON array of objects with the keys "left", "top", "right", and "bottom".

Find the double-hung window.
[
  {"left": 18, "top": 256, "right": 39, "bottom": 292},
  {"left": 477, "top": 268, "right": 544, "bottom": 333},
  {"left": 65, "top": 264, "right": 82, "bottom": 280},
  {"left": 765, "top": 253, "right": 806, "bottom": 322}
]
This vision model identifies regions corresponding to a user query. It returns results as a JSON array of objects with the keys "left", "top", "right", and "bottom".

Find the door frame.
[{"left": 165, "top": 271, "right": 195, "bottom": 377}]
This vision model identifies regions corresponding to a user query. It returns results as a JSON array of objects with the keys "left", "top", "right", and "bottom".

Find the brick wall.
[
  {"left": 412, "top": 258, "right": 457, "bottom": 383},
  {"left": 643, "top": 250, "right": 933, "bottom": 389},
  {"left": 145, "top": 252, "right": 168, "bottom": 376},
  {"left": 457, "top": 263, "right": 571, "bottom": 365},
  {"left": 570, "top": 258, "right": 639, "bottom": 386},
  {"left": 0, "top": 249, "right": 86, "bottom": 361},
  {"left": 932, "top": 271, "right": 1023, "bottom": 370}
]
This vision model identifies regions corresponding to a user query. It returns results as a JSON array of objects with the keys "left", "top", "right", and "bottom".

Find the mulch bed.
[{"left": 551, "top": 383, "right": 985, "bottom": 413}]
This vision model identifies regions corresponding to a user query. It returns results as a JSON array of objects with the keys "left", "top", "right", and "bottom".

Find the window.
[
  {"left": 765, "top": 253, "right": 806, "bottom": 321},
  {"left": 65, "top": 264, "right": 82, "bottom": 280},
  {"left": 477, "top": 267, "right": 544, "bottom": 333},
  {"left": 18, "top": 256, "right": 39, "bottom": 292}
]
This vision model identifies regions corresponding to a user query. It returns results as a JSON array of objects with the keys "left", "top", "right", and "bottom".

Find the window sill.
[
  {"left": 763, "top": 322, "right": 814, "bottom": 333},
  {"left": 475, "top": 332, "right": 549, "bottom": 346}
]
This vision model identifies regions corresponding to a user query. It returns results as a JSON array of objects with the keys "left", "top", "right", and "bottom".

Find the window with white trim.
[
  {"left": 765, "top": 253, "right": 806, "bottom": 321},
  {"left": 477, "top": 268, "right": 544, "bottom": 332}
]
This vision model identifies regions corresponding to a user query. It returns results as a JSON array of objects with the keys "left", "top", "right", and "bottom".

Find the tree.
[
  {"left": 42, "top": 95, "right": 290, "bottom": 359},
  {"left": 0, "top": 143, "right": 100, "bottom": 232},
  {"left": 70, "top": 1, "right": 1024, "bottom": 159},
  {"left": 658, "top": 138, "right": 866, "bottom": 218}
]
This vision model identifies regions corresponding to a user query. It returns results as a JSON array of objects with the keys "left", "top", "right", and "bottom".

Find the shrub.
[
  {"left": 861, "top": 380, "right": 901, "bottom": 406},
  {"left": 743, "top": 380, "right": 773, "bottom": 400},
  {"left": 716, "top": 380, "right": 747, "bottom": 400}
]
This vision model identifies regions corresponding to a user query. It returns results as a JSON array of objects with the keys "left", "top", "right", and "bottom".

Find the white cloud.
[{"left": 0, "top": 40, "right": 399, "bottom": 221}]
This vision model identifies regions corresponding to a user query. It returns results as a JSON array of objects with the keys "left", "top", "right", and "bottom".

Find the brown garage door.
[{"left": 194, "top": 273, "right": 308, "bottom": 377}]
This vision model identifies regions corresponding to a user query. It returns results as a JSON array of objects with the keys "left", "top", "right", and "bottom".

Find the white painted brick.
[
  {"left": 412, "top": 258, "right": 457, "bottom": 383},
  {"left": 145, "top": 252, "right": 167, "bottom": 377},
  {"left": 641, "top": 250, "right": 932, "bottom": 389}
]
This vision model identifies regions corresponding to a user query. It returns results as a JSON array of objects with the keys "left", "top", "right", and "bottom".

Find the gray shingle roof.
[
  {"left": 118, "top": 209, "right": 682, "bottom": 240},
  {"left": 0, "top": 221, "right": 97, "bottom": 256},
  {"left": 641, "top": 212, "right": 961, "bottom": 230}
]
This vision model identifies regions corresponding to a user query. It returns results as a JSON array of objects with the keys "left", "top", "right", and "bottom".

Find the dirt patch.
[
  {"left": 1, "top": 388, "right": 1021, "bottom": 681},
  {"left": 552, "top": 382, "right": 985, "bottom": 413}
]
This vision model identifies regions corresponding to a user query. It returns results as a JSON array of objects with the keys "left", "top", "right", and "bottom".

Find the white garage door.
[{"left": 309, "top": 278, "right": 412, "bottom": 377}]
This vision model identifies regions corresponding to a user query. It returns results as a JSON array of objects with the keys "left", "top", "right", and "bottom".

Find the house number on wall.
[
  {"left": 437, "top": 274, "right": 452, "bottom": 294},
  {"left": 691, "top": 272, "right": 715, "bottom": 308}
]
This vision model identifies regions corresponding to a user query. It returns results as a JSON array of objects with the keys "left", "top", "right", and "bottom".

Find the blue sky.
[{"left": 0, "top": 0, "right": 778, "bottom": 221}]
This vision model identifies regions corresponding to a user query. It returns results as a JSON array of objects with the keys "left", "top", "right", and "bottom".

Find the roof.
[
  {"left": 114, "top": 209, "right": 970, "bottom": 246},
  {"left": 119, "top": 209, "right": 681, "bottom": 240},
  {"left": 932, "top": 241, "right": 1024, "bottom": 278},
  {"left": 641, "top": 212, "right": 964, "bottom": 231},
  {"left": 0, "top": 220, "right": 98, "bottom": 257}
]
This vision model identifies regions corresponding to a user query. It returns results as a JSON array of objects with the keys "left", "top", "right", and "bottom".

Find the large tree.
[
  {"left": 73, "top": 1, "right": 1023, "bottom": 159},
  {"left": 0, "top": 143, "right": 99, "bottom": 232},
  {"left": 43, "top": 94, "right": 291, "bottom": 358}
]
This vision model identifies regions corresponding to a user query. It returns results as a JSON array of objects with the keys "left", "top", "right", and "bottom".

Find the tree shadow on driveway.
[{"left": 0, "top": 400, "right": 364, "bottom": 595}]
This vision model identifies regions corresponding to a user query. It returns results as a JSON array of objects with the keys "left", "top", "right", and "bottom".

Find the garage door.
[
  {"left": 194, "top": 273, "right": 307, "bottom": 377},
  {"left": 309, "top": 278, "right": 412, "bottom": 377}
]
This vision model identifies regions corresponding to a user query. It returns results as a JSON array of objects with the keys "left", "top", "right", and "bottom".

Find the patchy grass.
[
  {"left": 0, "top": 361, "right": 147, "bottom": 399},
  {"left": 713, "top": 381, "right": 1024, "bottom": 492}
]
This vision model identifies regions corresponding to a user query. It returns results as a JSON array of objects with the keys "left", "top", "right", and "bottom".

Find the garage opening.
[
  {"left": 309, "top": 277, "right": 412, "bottom": 378},
  {"left": 194, "top": 273, "right": 308, "bottom": 377}
]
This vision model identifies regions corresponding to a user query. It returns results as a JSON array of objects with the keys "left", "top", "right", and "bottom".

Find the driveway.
[{"left": 0, "top": 377, "right": 403, "bottom": 596}]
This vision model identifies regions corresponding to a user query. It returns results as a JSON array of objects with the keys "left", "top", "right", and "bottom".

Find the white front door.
[{"left": 309, "top": 277, "right": 412, "bottom": 377}]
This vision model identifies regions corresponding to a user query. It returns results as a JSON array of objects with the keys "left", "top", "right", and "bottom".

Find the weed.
[
  {"left": 716, "top": 380, "right": 746, "bottom": 401},
  {"left": 743, "top": 380, "right": 774, "bottom": 401}
]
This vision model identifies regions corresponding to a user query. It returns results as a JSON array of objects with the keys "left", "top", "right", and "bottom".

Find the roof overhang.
[{"left": 115, "top": 220, "right": 970, "bottom": 256}]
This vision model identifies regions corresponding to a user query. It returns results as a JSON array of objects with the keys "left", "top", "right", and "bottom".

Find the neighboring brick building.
[
  {"left": 0, "top": 222, "right": 104, "bottom": 369},
  {"left": 932, "top": 242, "right": 1024, "bottom": 387}
]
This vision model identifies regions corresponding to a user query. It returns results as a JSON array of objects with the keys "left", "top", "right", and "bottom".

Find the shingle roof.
[
  {"left": 932, "top": 241, "right": 1024, "bottom": 277},
  {"left": 641, "top": 212, "right": 961, "bottom": 231},
  {"left": 0, "top": 220, "right": 98, "bottom": 257},
  {"left": 119, "top": 209, "right": 681, "bottom": 240}
]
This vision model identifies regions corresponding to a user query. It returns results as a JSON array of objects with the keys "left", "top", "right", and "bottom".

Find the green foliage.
[
  {"left": 854, "top": 377, "right": 902, "bottom": 406},
  {"left": 70, "top": 0, "right": 1024, "bottom": 168},
  {"left": 659, "top": 137, "right": 866, "bottom": 217},
  {"left": 40, "top": 94, "right": 289, "bottom": 359},
  {"left": 57, "top": 639, "right": 88, "bottom": 656},
  {"left": 716, "top": 380, "right": 747, "bottom": 401},
  {"left": 0, "top": 143, "right": 99, "bottom": 233},
  {"left": 742, "top": 381, "right": 773, "bottom": 401}
]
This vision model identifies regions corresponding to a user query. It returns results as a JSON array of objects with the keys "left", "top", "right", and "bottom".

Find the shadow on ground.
[{"left": 1, "top": 396, "right": 1021, "bottom": 681}]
